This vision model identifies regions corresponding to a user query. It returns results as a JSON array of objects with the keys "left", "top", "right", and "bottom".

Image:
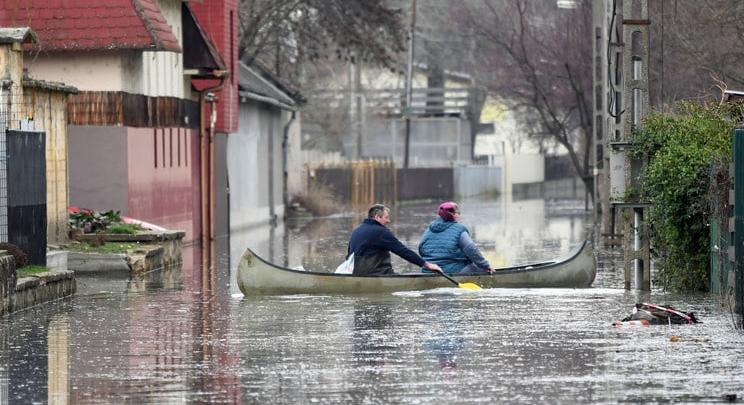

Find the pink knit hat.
[{"left": 438, "top": 201, "right": 459, "bottom": 222}]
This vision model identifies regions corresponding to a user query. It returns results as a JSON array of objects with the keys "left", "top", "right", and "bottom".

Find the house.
[
  {"left": 303, "top": 62, "right": 477, "bottom": 167},
  {"left": 0, "top": 27, "right": 78, "bottom": 264},
  {"left": 227, "top": 61, "right": 303, "bottom": 269},
  {"left": 0, "top": 0, "right": 239, "bottom": 271}
]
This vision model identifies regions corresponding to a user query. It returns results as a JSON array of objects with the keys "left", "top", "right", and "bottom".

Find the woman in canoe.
[{"left": 419, "top": 201, "right": 493, "bottom": 275}]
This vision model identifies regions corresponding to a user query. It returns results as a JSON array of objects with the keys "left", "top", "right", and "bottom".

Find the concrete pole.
[{"left": 622, "top": 0, "right": 651, "bottom": 290}]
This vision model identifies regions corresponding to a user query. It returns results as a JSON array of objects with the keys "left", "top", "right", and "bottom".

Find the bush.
[
  {"left": 292, "top": 184, "right": 343, "bottom": 216},
  {"left": 0, "top": 242, "right": 28, "bottom": 268},
  {"left": 69, "top": 209, "right": 122, "bottom": 233},
  {"left": 630, "top": 101, "right": 744, "bottom": 291}
]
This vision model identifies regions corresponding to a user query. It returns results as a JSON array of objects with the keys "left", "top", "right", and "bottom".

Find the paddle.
[{"left": 433, "top": 269, "right": 481, "bottom": 290}]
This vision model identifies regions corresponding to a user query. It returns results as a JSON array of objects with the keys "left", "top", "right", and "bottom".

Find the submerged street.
[
  {"left": 4, "top": 0, "right": 744, "bottom": 403},
  {"left": 2, "top": 196, "right": 743, "bottom": 403}
]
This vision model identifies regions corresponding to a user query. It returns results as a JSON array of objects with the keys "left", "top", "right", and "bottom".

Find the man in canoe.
[
  {"left": 419, "top": 201, "right": 493, "bottom": 274},
  {"left": 348, "top": 204, "right": 443, "bottom": 276}
]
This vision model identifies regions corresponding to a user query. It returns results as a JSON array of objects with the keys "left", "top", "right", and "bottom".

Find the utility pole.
[
  {"left": 593, "top": 0, "right": 614, "bottom": 244},
  {"left": 403, "top": 0, "right": 417, "bottom": 168},
  {"left": 605, "top": 0, "right": 651, "bottom": 291}
]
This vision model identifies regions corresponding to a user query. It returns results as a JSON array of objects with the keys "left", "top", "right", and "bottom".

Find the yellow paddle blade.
[{"left": 458, "top": 282, "right": 481, "bottom": 290}]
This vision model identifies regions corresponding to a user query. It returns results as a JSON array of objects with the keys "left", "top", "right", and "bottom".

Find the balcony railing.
[{"left": 308, "top": 87, "right": 473, "bottom": 118}]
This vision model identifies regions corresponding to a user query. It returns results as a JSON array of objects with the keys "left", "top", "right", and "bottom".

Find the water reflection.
[
  {"left": 48, "top": 315, "right": 70, "bottom": 404},
  {"left": 3, "top": 196, "right": 744, "bottom": 403},
  {"left": 422, "top": 301, "right": 467, "bottom": 375},
  {"left": 352, "top": 302, "right": 395, "bottom": 367},
  {"left": 230, "top": 195, "right": 592, "bottom": 290}
]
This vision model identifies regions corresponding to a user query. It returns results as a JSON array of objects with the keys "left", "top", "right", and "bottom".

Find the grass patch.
[
  {"left": 107, "top": 223, "right": 144, "bottom": 234},
  {"left": 17, "top": 265, "right": 48, "bottom": 277},
  {"left": 64, "top": 242, "right": 142, "bottom": 254}
]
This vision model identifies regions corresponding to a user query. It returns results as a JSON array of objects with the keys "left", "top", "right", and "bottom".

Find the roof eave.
[
  {"left": 0, "top": 27, "right": 38, "bottom": 45},
  {"left": 239, "top": 90, "right": 297, "bottom": 111}
]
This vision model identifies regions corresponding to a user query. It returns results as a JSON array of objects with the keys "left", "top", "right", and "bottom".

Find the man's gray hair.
[{"left": 367, "top": 204, "right": 389, "bottom": 219}]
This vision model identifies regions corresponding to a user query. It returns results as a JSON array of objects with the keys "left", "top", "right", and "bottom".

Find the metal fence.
[
  {"left": 307, "top": 159, "right": 396, "bottom": 208},
  {"left": 307, "top": 161, "right": 508, "bottom": 205},
  {"left": 0, "top": 82, "right": 17, "bottom": 243}
]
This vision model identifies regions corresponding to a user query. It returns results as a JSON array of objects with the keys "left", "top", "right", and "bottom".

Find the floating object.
[
  {"left": 614, "top": 303, "right": 700, "bottom": 326},
  {"left": 611, "top": 319, "right": 650, "bottom": 327},
  {"left": 237, "top": 241, "right": 597, "bottom": 295}
]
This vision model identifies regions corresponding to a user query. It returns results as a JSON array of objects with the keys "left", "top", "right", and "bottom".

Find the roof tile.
[{"left": 0, "top": 0, "right": 181, "bottom": 53}]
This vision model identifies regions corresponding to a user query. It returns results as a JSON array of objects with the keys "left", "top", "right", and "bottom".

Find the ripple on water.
[{"left": 3, "top": 198, "right": 744, "bottom": 403}]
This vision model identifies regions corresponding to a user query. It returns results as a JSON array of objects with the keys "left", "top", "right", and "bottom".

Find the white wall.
[
  {"left": 229, "top": 101, "right": 285, "bottom": 230},
  {"left": 510, "top": 154, "right": 545, "bottom": 184},
  {"left": 141, "top": 0, "right": 189, "bottom": 98},
  {"left": 25, "top": 53, "right": 127, "bottom": 91},
  {"left": 26, "top": 48, "right": 188, "bottom": 98}
]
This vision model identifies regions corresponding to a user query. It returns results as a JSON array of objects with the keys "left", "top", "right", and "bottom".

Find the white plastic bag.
[{"left": 334, "top": 253, "right": 354, "bottom": 274}]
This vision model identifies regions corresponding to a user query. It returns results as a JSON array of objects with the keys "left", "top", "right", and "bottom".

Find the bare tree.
[
  {"left": 412, "top": 0, "right": 487, "bottom": 157},
  {"left": 238, "top": 0, "right": 407, "bottom": 86},
  {"left": 459, "top": 0, "right": 594, "bottom": 196},
  {"left": 648, "top": 0, "right": 744, "bottom": 106}
]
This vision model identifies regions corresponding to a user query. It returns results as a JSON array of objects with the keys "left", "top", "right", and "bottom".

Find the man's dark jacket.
[{"left": 347, "top": 218, "right": 425, "bottom": 276}]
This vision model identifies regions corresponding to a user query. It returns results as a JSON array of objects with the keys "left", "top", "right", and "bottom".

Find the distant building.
[
  {"left": 227, "top": 62, "right": 304, "bottom": 274},
  {"left": 303, "top": 63, "right": 477, "bottom": 167},
  {"left": 1, "top": 1, "right": 239, "bottom": 263}
]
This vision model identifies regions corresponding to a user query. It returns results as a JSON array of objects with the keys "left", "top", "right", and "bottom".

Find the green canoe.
[{"left": 237, "top": 240, "right": 597, "bottom": 295}]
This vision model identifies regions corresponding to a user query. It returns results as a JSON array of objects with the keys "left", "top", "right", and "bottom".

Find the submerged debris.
[{"left": 613, "top": 303, "right": 699, "bottom": 327}]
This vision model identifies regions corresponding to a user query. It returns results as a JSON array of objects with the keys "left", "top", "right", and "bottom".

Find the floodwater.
[{"left": 2, "top": 197, "right": 744, "bottom": 404}]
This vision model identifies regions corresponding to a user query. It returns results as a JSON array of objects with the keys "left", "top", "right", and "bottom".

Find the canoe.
[{"left": 237, "top": 240, "right": 597, "bottom": 295}]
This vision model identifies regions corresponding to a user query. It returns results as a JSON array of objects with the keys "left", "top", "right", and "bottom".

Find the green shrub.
[{"left": 631, "top": 101, "right": 744, "bottom": 291}]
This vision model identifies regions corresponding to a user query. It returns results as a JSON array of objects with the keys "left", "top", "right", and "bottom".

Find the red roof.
[{"left": 0, "top": 0, "right": 181, "bottom": 52}]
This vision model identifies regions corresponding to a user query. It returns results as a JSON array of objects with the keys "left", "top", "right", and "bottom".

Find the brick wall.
[{"left": 190, "top": 0, "right": 239, "bottom": 134}]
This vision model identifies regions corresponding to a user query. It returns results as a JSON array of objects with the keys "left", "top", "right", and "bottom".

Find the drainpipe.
[
  {"left": 208, "top": 95, "right": 218, "bottom": 250},
  {"left": 198, "top": 73, "right": 226, "bottom": 272},
  {"left": 268, "top": 115, "right": 276, "bottom": 227},
  {"left": 281, "top": 111, "right": 297, "bottom": 219}
]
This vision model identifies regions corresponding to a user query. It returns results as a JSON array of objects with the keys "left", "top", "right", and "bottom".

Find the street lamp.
[{"left": 403, "top": 0, "right": 417, "bottom": 168}]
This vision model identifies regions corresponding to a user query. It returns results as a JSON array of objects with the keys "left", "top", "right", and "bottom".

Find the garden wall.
[
  {"left": 0, "top": 251, "right": 15, "bottom": 315},
  {"left": 1, "top": 251, "right": 75, "bottom": 316}
]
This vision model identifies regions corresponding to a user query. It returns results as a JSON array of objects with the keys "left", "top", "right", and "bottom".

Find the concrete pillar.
[
  {"left": 621, "top": 0, "right": 651, "bottom": 290},
  {"left": 0, "top": 28, "right": 37, "bottom": 244},
  {"left": 594, "top": 1, "right": 625, "bottom": 248}
]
